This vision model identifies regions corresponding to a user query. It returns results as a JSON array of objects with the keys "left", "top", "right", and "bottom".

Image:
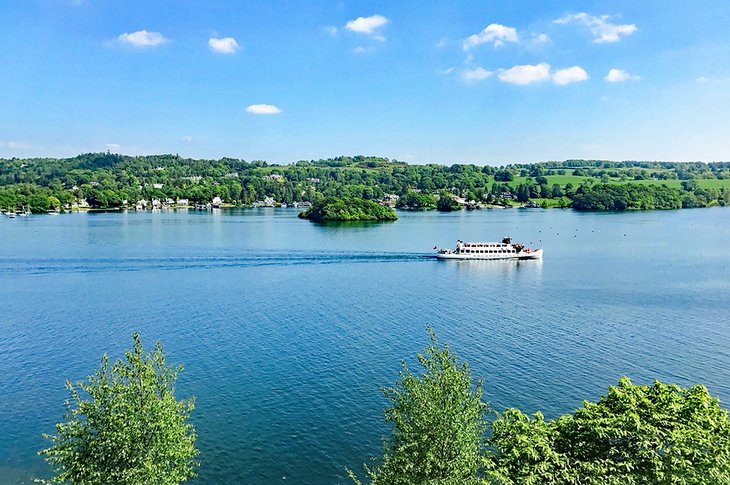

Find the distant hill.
[{"left": 1, "top": 153, "right": 728, "bottom": 212}]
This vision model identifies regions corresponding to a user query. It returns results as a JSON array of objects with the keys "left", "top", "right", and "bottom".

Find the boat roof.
[{"left": 460, "top": 242, "right": 514, "bottom": 246}]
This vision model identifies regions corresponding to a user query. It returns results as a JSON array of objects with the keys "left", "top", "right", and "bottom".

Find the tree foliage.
[
  {"left": 350, "top": 329, "right": 488, "bottom": 485},
  {"left": 395, "top": 191, "right": 437, "bottom": 210},
  {"left": 436, "top": 191, "right": 463, "bottom": 212},
  {"left": 571, "top": 184, "right": 682, "bottom": 211},
  {"left": 39, "top": 333, "right": 198, "bottom": 485},
  {"left": 484, "top": 377, "right": 730, "bottom": 484},
  {"left": 298, "top": 196, "right": 397, "bottom": 222},
  {"left": 1, "top": 154, "right": 728, "bottom": 211}
]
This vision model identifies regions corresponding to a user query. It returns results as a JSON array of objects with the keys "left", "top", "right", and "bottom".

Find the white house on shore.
[{"left": 72, "top": 199, "right": 91, "bottom": 209}]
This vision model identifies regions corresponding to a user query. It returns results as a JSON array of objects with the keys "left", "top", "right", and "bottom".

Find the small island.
[{"left": 298, "top": 196, "right": 398, "bottom": 222}]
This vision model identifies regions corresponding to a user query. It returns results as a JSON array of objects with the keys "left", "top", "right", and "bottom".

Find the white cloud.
[
  {"left": 533, "top": 33, "right": 551, "bottom": 44},
  {"left": 117, "top": 30, "right": 169, "bottom": 48},
  {"left": 436, "top": 37, "right": 448, "bottom": 48},
  {"left": 554, "top": 12, "right": 637, "bottom": 43},
  {"left": 463, "top": 23, "right": 518, "bottom": 50},
  {"left": 696, "top": 76, "right": 730, "bottom": 84},
  {"left": 498, "top": 63, "right": 551, "bottom": 85},
  {"left": 604, "top": 68, "right": 640, "bottom": 82},
  {"left": 208, "top": 37, "right": 239, "bottom": 54},
  {"left": 462, "top": 66, "right": 492, "bottom": 82},
  {"left": 345, "top": 15, "right": 389, "bottom": 35},
  {"left": 181, "top": 136, "right": 193, "bottom": 142},
  {"left": 351, "top": 45, "right": 378, "bottom": 54},
  {"left": 105, "top": 143, "right": 121, "bottom": 150},
  {"left": 246, "top": 104, "right": 282, "bottom": 115},
  {"left": 439, "top": 67, "right": 455, "bottom": 75},
  {"left": 553, "top": 66, "right": 588, "bottom": 85},
  {"left": 323, "top": 26, "right": 338, "bottom": 36},
  {"left": 0, "top": 141, "right": 31, "bottom": 149}
]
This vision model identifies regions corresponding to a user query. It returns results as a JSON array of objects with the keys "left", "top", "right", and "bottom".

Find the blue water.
[{"left": 1, "top": 208, "right": 729, "bottom": 484}]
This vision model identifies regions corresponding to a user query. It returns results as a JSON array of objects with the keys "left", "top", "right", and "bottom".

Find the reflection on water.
[
  {"left": 447, "top": 257, "right": 543, "bottom": 282},
  {"left": 447, "top": 257, "right": 544, "bottom": 270}
]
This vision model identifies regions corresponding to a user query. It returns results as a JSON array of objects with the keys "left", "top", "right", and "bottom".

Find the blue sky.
[{"left": 1, "top": 1, "right": 729, "bottom": 164}]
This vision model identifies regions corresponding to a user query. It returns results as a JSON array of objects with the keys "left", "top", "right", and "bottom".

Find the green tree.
[
  {"left": 350, "top": 329, "right": 488, "bottom": 484},
  {"left": 681, "top": 179, "right": 700, "bottom": 192},
  {"left": 47, "top": 195, "right": 61, "bottom": 211},
  {"left": 550, "top": 184, "right": 563, "bottom": 198},
  {"left": 484, "top": 377, "right": 730, "bottom": 484},
  {"left": 515, "top": 184, "right": 530, "bottom": 203},
  {"left": 396, "top": 191, "right": 437, "bottom": 210},
  {"left": 39, "top": 333, "right": 198, "bottom": 485},
  {"left": 494, "top": 170, "right": 514, "bottom": 182},
  {"left": 436, "top": 191, "right": 462, "bottom": 211}
]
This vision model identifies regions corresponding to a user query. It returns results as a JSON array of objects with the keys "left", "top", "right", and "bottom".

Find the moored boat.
[{"left": 435, "top": 237, "right": 543, "bottom": 260}]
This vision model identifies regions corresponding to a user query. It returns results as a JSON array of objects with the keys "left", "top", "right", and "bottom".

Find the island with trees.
[
  {"left": 1, "top": 153, "right": 729, "bottom": 214},
  {"left": 298, "top": 196, "right": 397, "bottom": 222}
]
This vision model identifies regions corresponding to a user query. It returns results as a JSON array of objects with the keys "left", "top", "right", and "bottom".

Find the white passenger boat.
[{"left": 435, "top": 237, "right": 543, "bottom": 260}]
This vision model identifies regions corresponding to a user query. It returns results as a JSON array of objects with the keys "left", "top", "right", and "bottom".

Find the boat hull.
[{"left": 435, "top": 249, "right": 543, "bottom": 260}]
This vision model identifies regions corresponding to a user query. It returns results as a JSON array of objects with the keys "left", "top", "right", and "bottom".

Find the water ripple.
[{"left": 0, "top": 252, "right": 433, "bottom": 275}]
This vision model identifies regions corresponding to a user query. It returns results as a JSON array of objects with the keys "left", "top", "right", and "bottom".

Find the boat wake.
[{"left": 0, "top": 251, "right": 433, "bottom": 275}]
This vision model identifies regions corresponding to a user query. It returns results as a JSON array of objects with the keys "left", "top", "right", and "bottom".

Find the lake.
[{"left": 1, "top": 207, "right": 729, "bottom": 484}]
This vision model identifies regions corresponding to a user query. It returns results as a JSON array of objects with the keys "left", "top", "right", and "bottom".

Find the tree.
[
  {"left": 550, "top": 184, "right": 563, "bottom": 198},
  {"left": 515, "top": 184, "right": 530, "bottom": 203},
  {"left": 47, "top": 196, "right": 61, "bottom": 211},
  {"left": 349, "top": 329, "right": 488, "bottom": 484},
  {"left": 396, "top": 191, "right": 437, "bottom": 210},
  {"left": 493, "top": 170, "right": 514, "bottom": 182},
  {"left": 484, "top": 377, "right": 730, "bottom": 484},
  {"left": 436, "top": 191, "right": 462, "bottom": 211},
  {"left": 39, "top": 333, "right": 198, "bottom": 485},
  {"left": 681, "top": 179, "right": 699, "bottom": 192}
]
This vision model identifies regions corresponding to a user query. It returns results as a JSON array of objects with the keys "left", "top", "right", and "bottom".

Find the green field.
[
  {"left": 508, "top": 175, "right": 730, "bottom": 190},
  {"left": 622, "top": 178, "right": 730, "bottom": 189},
  {"left": 510, "top": 175, "right": 591, "bottom": 186}
]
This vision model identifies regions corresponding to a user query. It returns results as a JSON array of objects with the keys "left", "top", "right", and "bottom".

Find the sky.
[{"left": 1, "top": 0, "right": 729, "bottom": 165}]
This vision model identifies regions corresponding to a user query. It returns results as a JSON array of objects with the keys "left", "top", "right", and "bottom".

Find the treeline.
[
  {"left": 1, "top": 153, "right": 729, "bottom": 213},
  {"left": 39, "top": 331, "right": 730, "bottom": 484},
  {"left": 572, "top": 184, "right": 682, "bottom": 211}
]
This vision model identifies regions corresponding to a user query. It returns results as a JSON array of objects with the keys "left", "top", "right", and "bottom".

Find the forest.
[{"left": 1, "top": 153, "right": 729, "bottom": 213}]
